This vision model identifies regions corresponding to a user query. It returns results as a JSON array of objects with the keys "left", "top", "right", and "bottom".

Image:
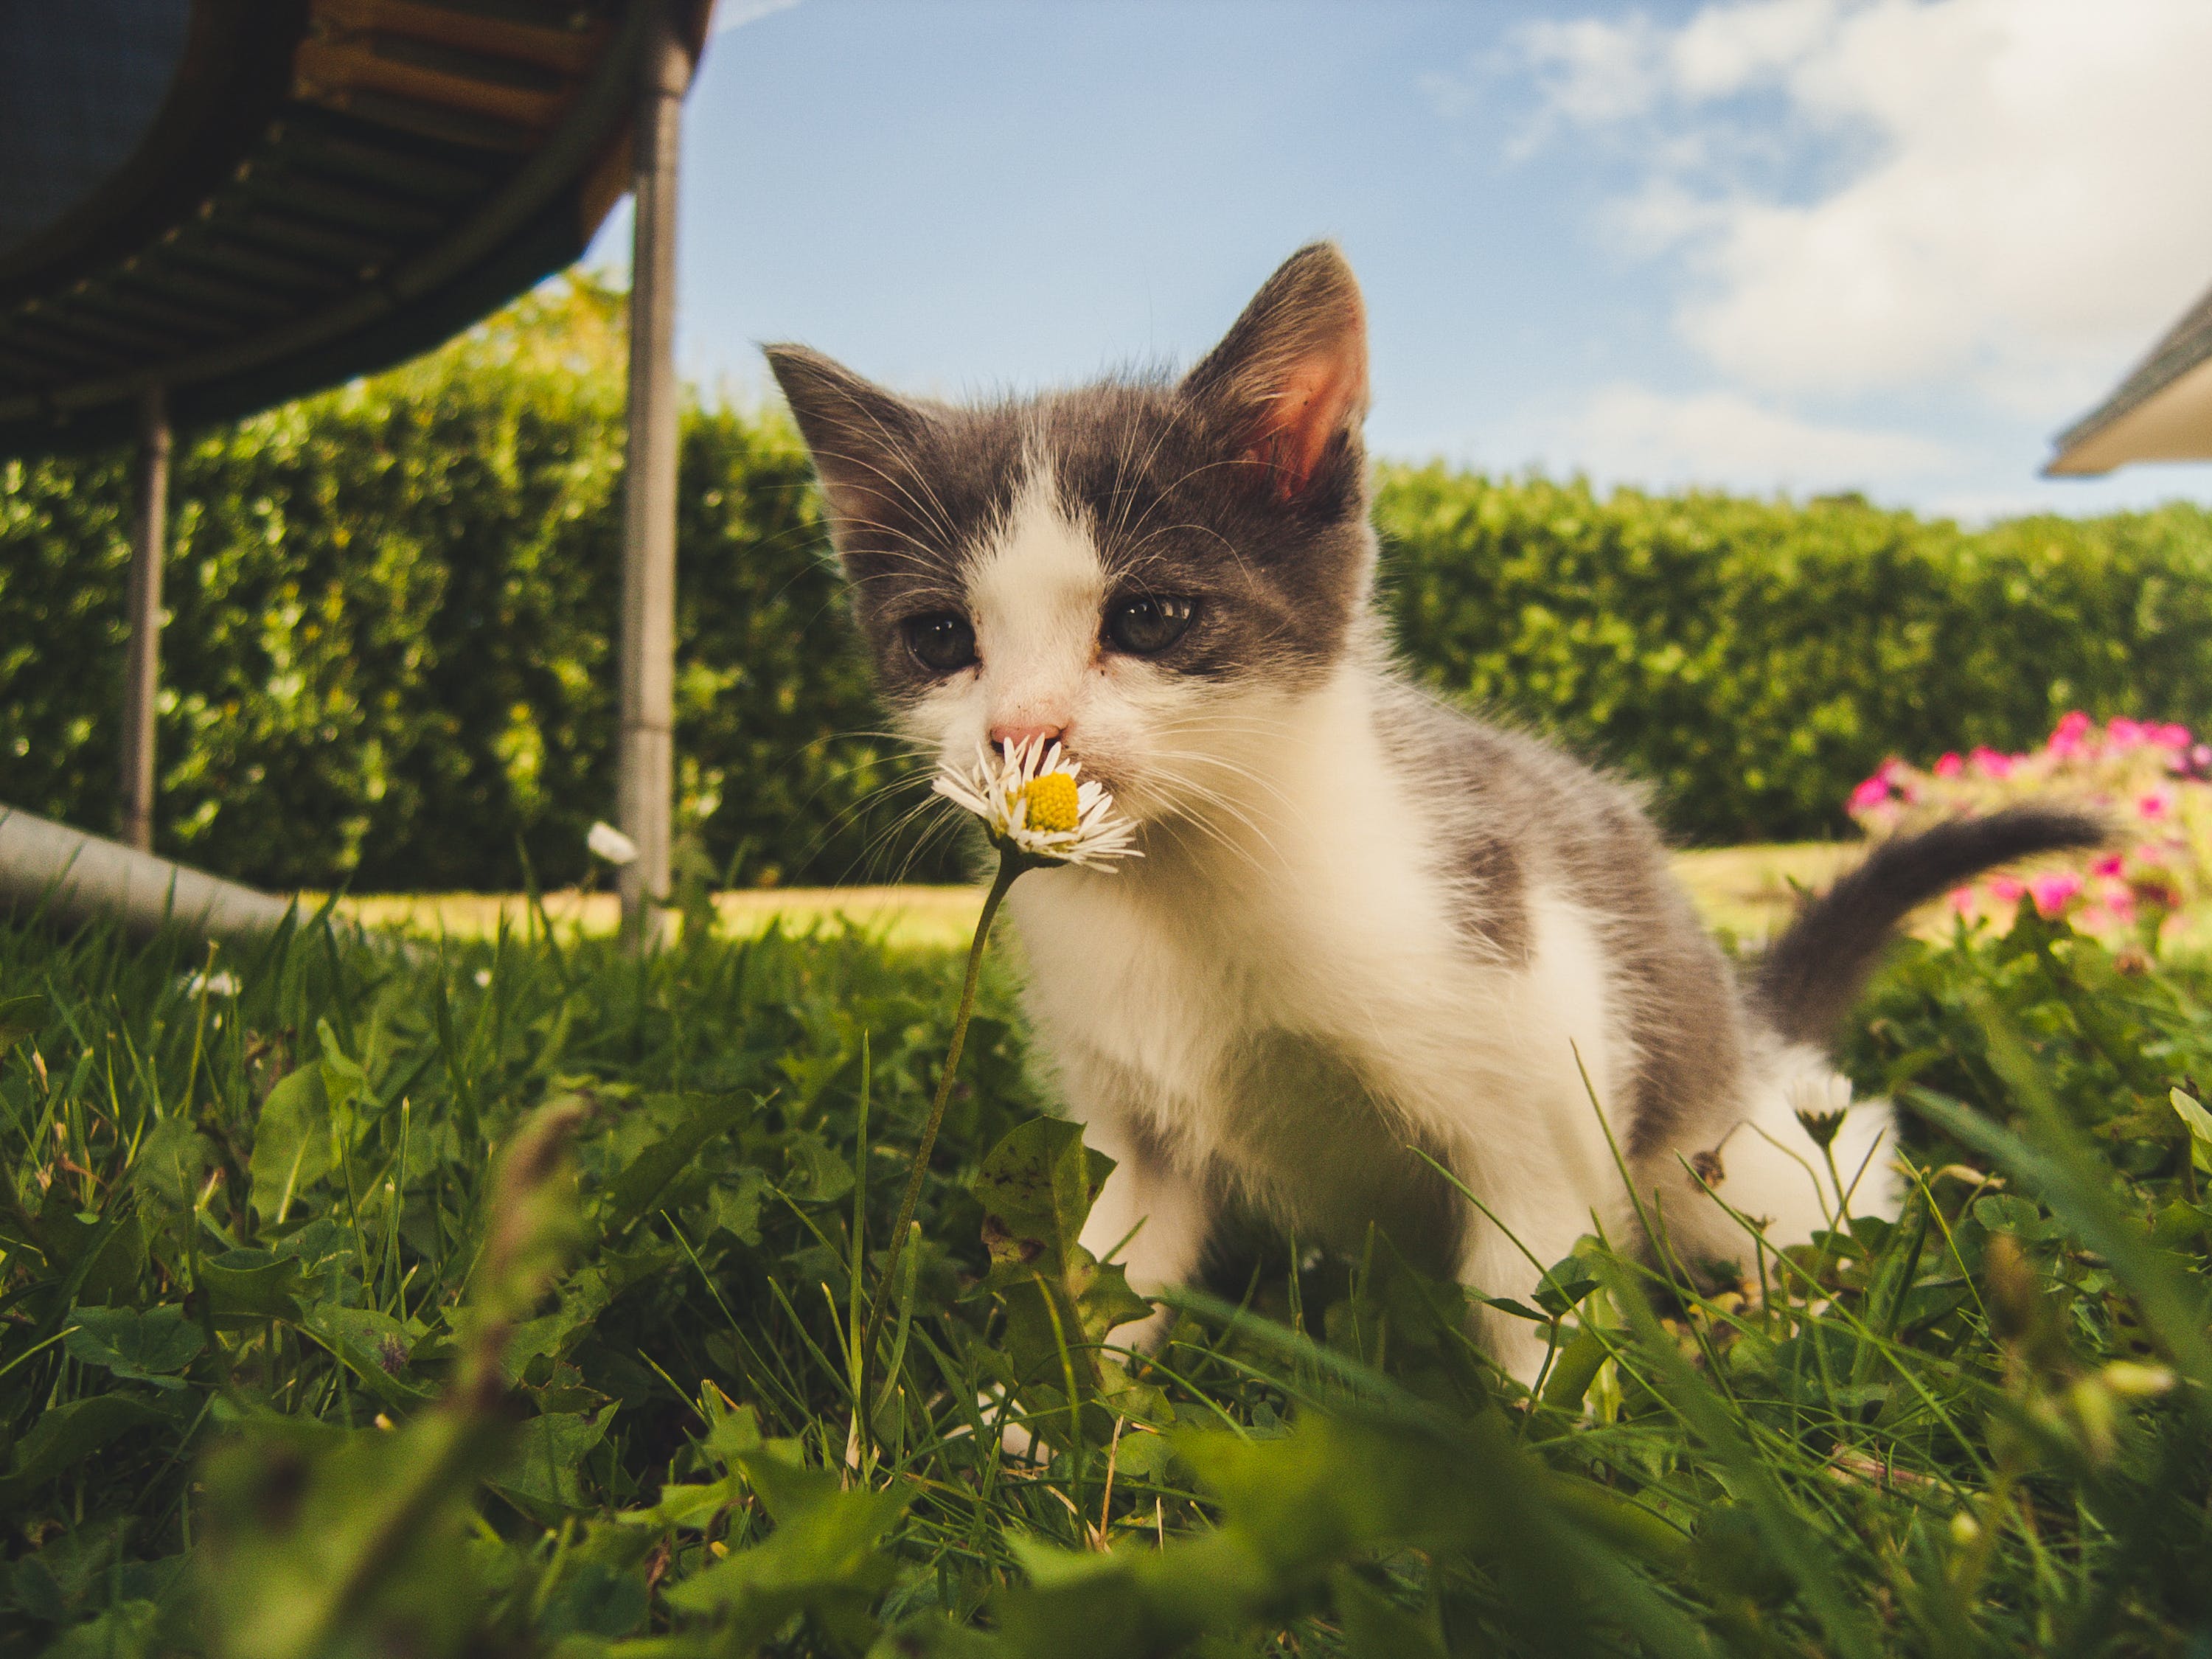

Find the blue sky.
[{"left": 583, "top": 0, "right": 2212, "bottom": 521}]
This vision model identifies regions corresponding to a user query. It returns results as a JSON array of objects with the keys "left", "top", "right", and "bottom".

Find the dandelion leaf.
[
  {"left": 661, "top": 1447, "right": 910, "bottom": 1650},
  {"left": 248, "top": 1064, "right": 333, "bottom": 1225},
  {"left": 196, "top": 1248, "right": 307, "bottom": 1324},
  {"left": 63, "top": 1304, "right": 204, "bottom": 1390}
]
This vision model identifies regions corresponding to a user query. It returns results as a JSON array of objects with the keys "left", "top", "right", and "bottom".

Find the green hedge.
[
  {"left": 2, "top": 282, "right": 943, "bottom": 892},
  {"left": 7, "top": 280, "right": 2212, "bottom": 888},
  {"left": 1378, "top": 470, "right": 2212, "bottom": 843}
]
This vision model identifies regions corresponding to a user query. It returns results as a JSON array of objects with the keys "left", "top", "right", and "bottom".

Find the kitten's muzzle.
[{"left": 990, "top": 722, "right": 1065, "bottom": 752}]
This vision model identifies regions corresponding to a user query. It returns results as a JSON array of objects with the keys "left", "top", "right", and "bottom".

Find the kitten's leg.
[
  {"left": 1077, "top": 1117, "right": 1215, "bottom": 1353},
  {"left": 1455, "top": 1186, "right": 1601, "bottom": 1393}
]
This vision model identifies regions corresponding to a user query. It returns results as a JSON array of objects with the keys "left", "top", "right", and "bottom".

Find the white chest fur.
[{"left": 1002, "top": 667, "right": 1639, "bottom": 1271}]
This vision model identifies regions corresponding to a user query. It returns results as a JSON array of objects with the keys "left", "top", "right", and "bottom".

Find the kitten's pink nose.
[{"left": 990, "top": 722, "right": 1064, "bottom": 753}]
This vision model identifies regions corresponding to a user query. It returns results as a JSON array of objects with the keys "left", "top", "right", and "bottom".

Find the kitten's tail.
[{"left": 1753, "top": 805, "right": 2109, "bottom": 1048}]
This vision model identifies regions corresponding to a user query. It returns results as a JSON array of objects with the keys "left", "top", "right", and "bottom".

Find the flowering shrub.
[{"left": 1848, "top": 712, "right": 2212, "bottom": 940}]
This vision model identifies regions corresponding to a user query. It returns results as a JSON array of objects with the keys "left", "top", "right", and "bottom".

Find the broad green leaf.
[
  {"left": 706, "top": 1166, "right": 768, "bottom": 1245},
  {"left": 2173, "top": 1088, "right": 2212, "bottom": 1174},
  {"left": 974, "top": 1117, "right": 1111, "bottom": 1281},
  {"left": 36, "top": 1598, "right": 161, "bottom": 1659},
  {"left": 779, "top": 1127, "right": 855, "bottom": 1206},
  {"left": 1531, "top": 1254, "right": 1601, "bottom": 1318},
  {"left": 701, "top": 1399, "right": 765, "bottom": 1471},
  {"left": 662, "top": 1447, "right": 910, "bottom": 1650},
  {"left": 614, "top": 1473, "right": 746, "bottom": 1531},
  {"left": 198, "top": 1248, "right": 307, "bottom": 1322},
  {"left": 504, "top": 1267, "right": 612, "bottom": 1380},
  {"left": 537, "top": 1559, "right": 649, "bottom": 1640},
  {"left": 598, "top": 1093, "right": 752, "bottom": 1232},
  {"left": 249, "top": 1064, "right": 333, "bottom": 1225},
  {"left": 495, "top": 1408, "right": 614, "bottom": 1514},
  {"left": 315, "top": 1018, "right": 371, "bottom": 1112},
  {"left": 1973, "top": 1193, "right": 2049, "bottom": 1238},
  {"left": 131, "top": 1114, "right": 215, "bottom": 1214},
  {"left": 64, "top": 1304, "right": 204, "bottom": 1389},
  {"left": 302, "top": 1304, "right": 431, "bottom": 1408}
]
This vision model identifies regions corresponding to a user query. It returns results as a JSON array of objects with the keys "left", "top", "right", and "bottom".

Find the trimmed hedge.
[
  {"left": 1, "top": 282, "right": 939, "bottom": 891},
  {"left": 6, "top": 280, "right": 2211, "bottom": 887},
  {"left": 1376, "top": 472, "right": 2212, "bottom": 843}
]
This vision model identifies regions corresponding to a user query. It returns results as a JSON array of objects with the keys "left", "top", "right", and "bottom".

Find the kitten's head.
[{"left": 765, "top": 243, "right": 1374, "bottom": 830}]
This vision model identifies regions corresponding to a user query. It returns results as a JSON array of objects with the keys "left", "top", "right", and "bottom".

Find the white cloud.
[
  {"left": 1510, "top": 0, "right": 2212, "bottom": 417},
  {"left": 1671, "top": 0, "right": 1840, "bottom": 100},
  {"left": 1517, "top": 15, "right": 1663, "bottom": 125},
  {"left": 712, "top": 0, "right": 801, "bottom": 35},
  {"left": 1524, "top": 382, "right": 1953, "bottom": 495}
]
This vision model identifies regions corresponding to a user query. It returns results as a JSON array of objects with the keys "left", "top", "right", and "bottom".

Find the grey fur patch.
[{"left": 1381, "top": 683, "right": 1750, "bottom": 1162}]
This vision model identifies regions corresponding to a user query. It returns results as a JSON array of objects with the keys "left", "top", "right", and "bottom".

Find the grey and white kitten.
[{"left": 766, "top": 244, "right": 2098, "bottom": 1382}]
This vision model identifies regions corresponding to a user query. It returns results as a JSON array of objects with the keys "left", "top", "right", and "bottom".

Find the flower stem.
[{"left": 860, "top": 851, "right": 1022, "bottom": 1403}]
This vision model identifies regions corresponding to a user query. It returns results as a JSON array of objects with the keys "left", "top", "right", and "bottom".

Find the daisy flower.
[
  {"left": 933, "top": 737, "right": 1140, "bottom": 872},
  {"left": 863, "top": 738, "right": 1138, "bottom": 1417},
  {"left": 586, "top": 820, "right": 640, "bottom": 865}
]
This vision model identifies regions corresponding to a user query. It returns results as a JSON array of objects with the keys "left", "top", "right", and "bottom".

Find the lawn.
[
  {"left": 326, "top": 844, "right": 1861, "bottom": 950},
  {"left": 2, "top": 894, "right": 2210, "bottom": 1657}
]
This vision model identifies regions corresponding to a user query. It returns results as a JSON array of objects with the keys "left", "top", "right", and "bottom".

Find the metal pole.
[
  {"left": 120, "top": 384, "right": 170, "bottom": 852},
  {"left": 616, "top": 2, "right": 692, "bottom": 949}
]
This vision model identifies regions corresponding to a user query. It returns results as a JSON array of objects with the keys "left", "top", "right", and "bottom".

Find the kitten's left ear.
[{"left": 1181, "top": 242, "right": 1369, "bottom": 503}]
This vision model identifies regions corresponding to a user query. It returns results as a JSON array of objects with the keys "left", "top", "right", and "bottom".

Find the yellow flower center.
[{"left": 1020, "top": 773, "right": 1079, "bottom": 834}]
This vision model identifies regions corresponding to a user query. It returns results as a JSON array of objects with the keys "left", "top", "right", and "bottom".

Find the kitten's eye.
[
  {"left": 1105, "top": 594, "right": 1196, "bottom": 655},
  {"left": 902, "top": 612, "right": 977, "bottom": 673}
]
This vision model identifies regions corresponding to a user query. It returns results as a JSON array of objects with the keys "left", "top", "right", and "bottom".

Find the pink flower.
[
  {"left": 2029, "top": 872, "right": 2083, "bottom": 916},
  {"left": 1933, "top": 751, "right": 1964, "bottom": 778},
  {"left": 1969, "top": 746, "right": 2015, "bottom": 779},
  {"left": 2154, "top": 723, "right": 2192, "bottom": 749},
  {"left": 1986, "top": 874, "right": 2026, "bottom": 905},
  {"left": 2138, "top": 790, "right": 2172, "bottom": 820},
  {"left": 1948, "top": 886, "right": 1977, "bottom": 914},
  {"left": 2107, "top": 717, "right": 2146, "bottom": 748},
  {"left": 2048, "top": 711, "right": 2096, "bottom": 762},
  {"left": 1848, "top": 766, "right": 1897, "bottom": 813},
  {"left": 2092, "top": 853, "right": 2124, "bottom": 878}
]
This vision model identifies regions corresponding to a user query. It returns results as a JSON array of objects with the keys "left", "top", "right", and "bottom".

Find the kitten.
[{"left": 766, "top": 244, "right": 2099, "bottom": 1382}]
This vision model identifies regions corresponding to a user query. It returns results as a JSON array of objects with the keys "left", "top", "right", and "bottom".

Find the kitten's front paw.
[{"left": 976, "top": 1305, "right": 1169, "bottom": 1465}]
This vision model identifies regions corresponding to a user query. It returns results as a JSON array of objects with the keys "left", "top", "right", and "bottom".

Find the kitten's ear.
[
  {"left": 762, "top": 344, "right": 931, "bottom": 549},
  {"left": 1180, "top": 243, "right": 1369, "bottom": 503}
]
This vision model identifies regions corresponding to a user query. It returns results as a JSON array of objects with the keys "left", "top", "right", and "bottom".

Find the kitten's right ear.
[{"left": 762, "top": 344, "right": 929, "bottom": 552}]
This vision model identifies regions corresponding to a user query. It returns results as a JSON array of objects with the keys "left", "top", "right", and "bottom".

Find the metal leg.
[
  {"left": 616, "top": 2, "right": 692, "bottom": 950},
  {"left": 120, "top": 384, "right": 170, "bottom": 853}
]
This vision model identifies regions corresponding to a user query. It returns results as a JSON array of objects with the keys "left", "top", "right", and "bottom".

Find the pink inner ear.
[{"left": 1244, "top": 338, "right": 1368, "bottom": 501}]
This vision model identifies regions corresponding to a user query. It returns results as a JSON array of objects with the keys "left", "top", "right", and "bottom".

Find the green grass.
[{"left": 3, "top": 896, "right": 2211, "bottom": 1658}]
